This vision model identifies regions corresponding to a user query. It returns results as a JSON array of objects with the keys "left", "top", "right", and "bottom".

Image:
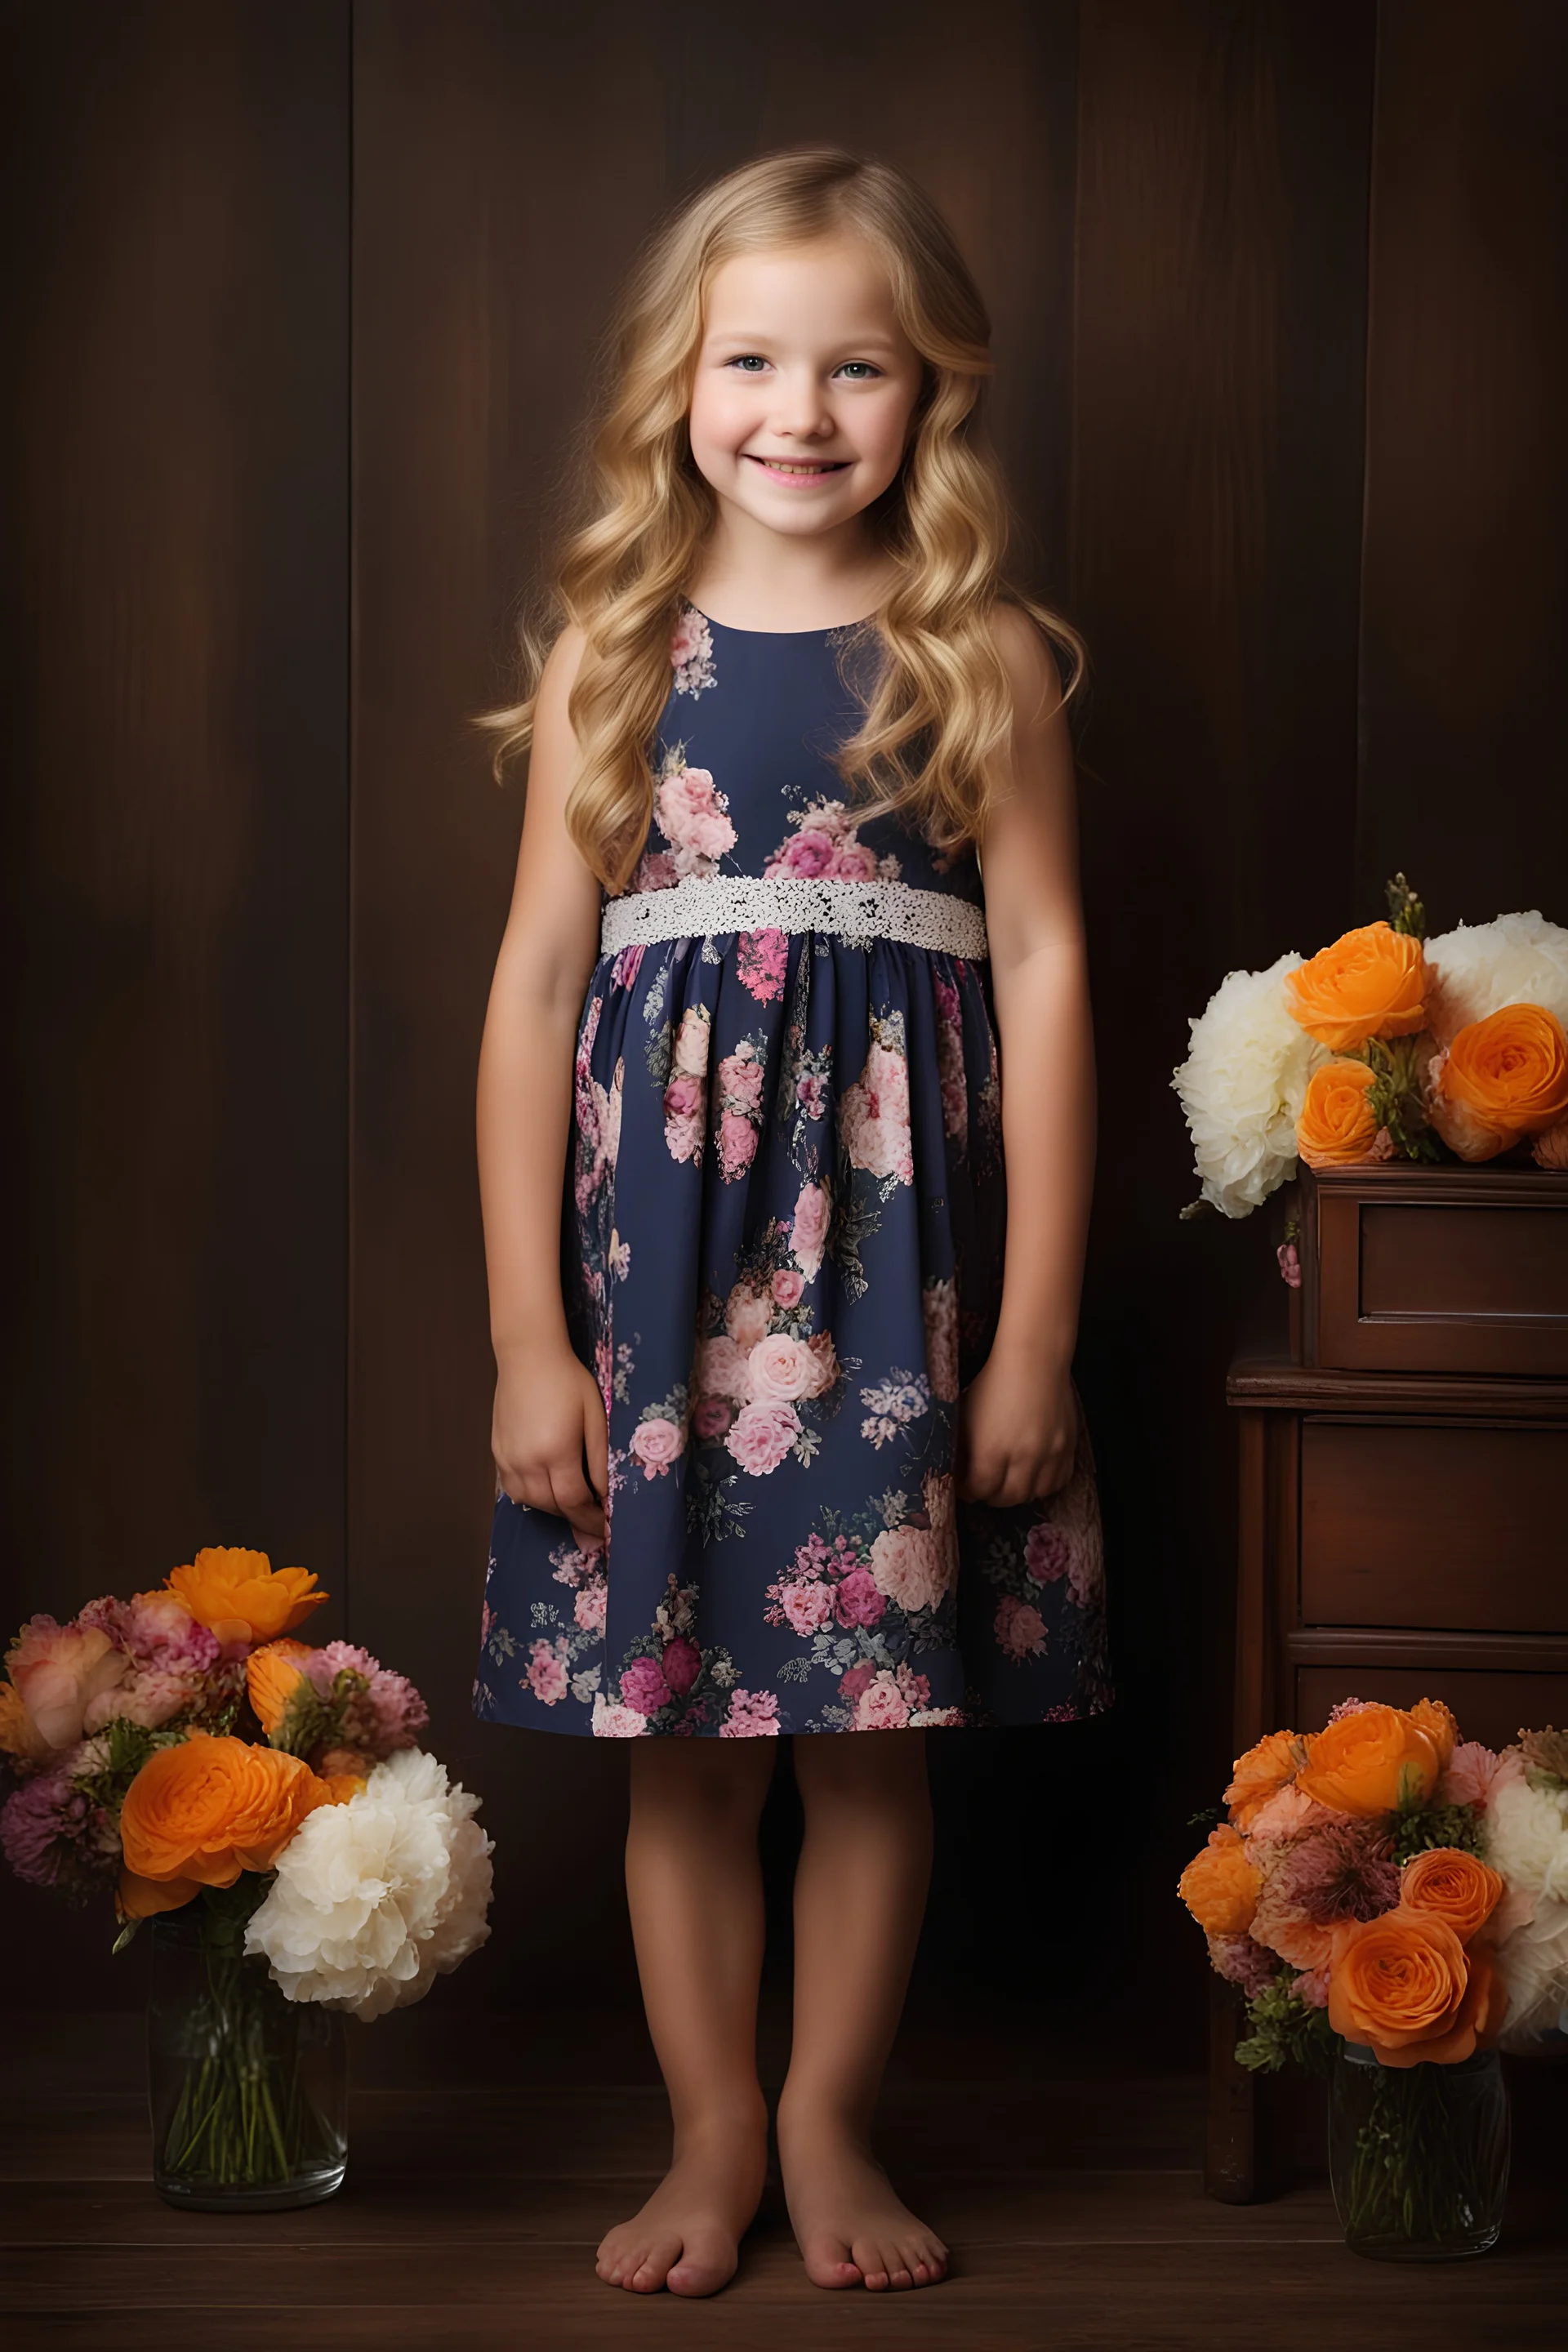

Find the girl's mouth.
[{"left": 746, "top": 456, "right": 850, "bottom": 483}]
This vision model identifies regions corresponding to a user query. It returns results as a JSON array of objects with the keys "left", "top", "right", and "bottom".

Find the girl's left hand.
[{"left": 954, "top": 1347, "right": 1080, "bottom": 1508}]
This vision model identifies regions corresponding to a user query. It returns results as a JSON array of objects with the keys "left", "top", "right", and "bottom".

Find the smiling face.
[{"left": 686, "top": 235, "right": 925, "bottom": 550}]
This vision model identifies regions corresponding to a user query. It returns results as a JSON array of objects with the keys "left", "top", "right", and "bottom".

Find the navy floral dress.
[{"left": 473, "top": 601, "right": 1111, "bottom": 1738}]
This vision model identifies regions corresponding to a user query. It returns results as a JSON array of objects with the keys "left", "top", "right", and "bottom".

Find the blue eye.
[{"left": 838, "top": 363, "right": 879, "bottom": 380}]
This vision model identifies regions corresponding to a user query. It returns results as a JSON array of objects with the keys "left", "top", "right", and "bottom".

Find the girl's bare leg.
[
  {"left": 595, "top": 1736, "right": 777, "bottom": 2296},
  {"left": 776, "top": 1728, "right": 950, "bottom": 2291}
]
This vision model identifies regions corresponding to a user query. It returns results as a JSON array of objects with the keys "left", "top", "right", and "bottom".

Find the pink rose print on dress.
[
  {"left": 747, "top": 1332, "right": 832, "bottom": 1405},
  {"left": 763, "top": 794, "right": 902, "bottom": 884},
  {"left": 778, "top": 1580, "right": 835, "bottom": 1636},
  {"left": 628, "top": 1414, "right": 685, "bottom": 1480},
  {"left": 839, "top": 1016, "right": 914, "bottom": 1185},
  {"left": 620, "top": 1655, "right": 672, "bottom": 1715},
  {"left": 663, "top": 1003, "right": 711, "bottom": 1165},
  {"left": 719, "top": 1689, "right": 781, "bottom": 1737},
  {"left": 791, "top": 1179, "right": 831, "bottom": 1281},
  {"left": 725, "top": 1398, "right": 801, "bottom": 1476},
  {"left": 867, "top": 1471, "right": 957, "bottom": 1616},
  {"left": 1025, "top": 1521, "right": 1071, "bottom": 1584},
  {"left": 526, "top": 1638, "right": 571, "bottom": 1706},
  {"left": 574, "top": 1583, "right": 607, "bottom": 1634},
  {"left": 591, "top": 1693, "right": 649, "bottom": 1738},
  {"left": 715, "top": 1037, "right": 767, "bottom": 1182},
  {"left": 853, "top": 1662, "right": 931, "bottom": 1731},
  {"left": 611, "top": 942, "right": 646, "bottom": 991},
  {"left": 670, "top": 603, "right": 716, "bottom": 697},
  {"left": 921, "top": 1276, "right": 960, "bottom": 1403},
  {"left": 662, "top": 1636, "right": 702, "bottom": 1695},
  {"left": 737, "top": 928, "right": 789, "bottom": 1003},
  {"left": 771, "top": 1268, "right": 804, "bottom": 1308},
  {"left": 995, "top": 1595, "right": 1048, "bottom": 1660},
  {"left": 833, "top": 1566, "right": 885, "bottom": 1629}
]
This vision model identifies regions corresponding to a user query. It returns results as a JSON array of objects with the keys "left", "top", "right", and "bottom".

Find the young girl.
[{"left": 471, "top": 145, "right": 1109, "bottom": 2300}]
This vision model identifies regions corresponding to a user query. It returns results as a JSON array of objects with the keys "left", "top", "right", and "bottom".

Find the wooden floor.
[{"left": 4, "top": 1989, "right": 1563, "bottom": 2349}]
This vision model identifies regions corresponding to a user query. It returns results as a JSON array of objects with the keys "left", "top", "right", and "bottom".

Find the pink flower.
[
  {"left": 838, "top": 1663, "right": 877, "bottom": 1706},
  {"left": 720, "top": 1690, "right": 781, "bottom": 1738},
  {"left": 1294, "top": 1962, "right": 1331, "bottom": 2009},
  {"left": 994, "top": 1595, "right": 1047, "bottom": 1659},
  {"left": 922, "top": 1278, "right": 960, "bottom": 1402},
  {"left": 631, "top": 850, "right": 679, "bottom": 893},
  {"left": 771, "top": 1268, "right": 804, "bottom": 1307},
  {"left": 670, "top": 608, "right": 706, "bottom": 670},
  {"left": 1439, "top": 1740, "right": 1507, "bottom": 1808},
  {"left": 0, "top": 1771, "right": 109, "bottom": 1894},
  {"left": 1024, "top": 1522, "right": 1071, "bottom": 1584},
  {"left": 832, "top": 840, "right": 879, "bottom": 881},
  {"left": 1206, "top": 1932, "right": 1281, "bottom": 1997},
  {"left": 795, "top": 1071, "right": 826, "bottom": 1120},
  {"left": 620, "top": 1656, "right": 672, "bottom": 1716},
  {"left": 6, "top": 1618, "right": 129, "bottom": 1753},
  {"left": 611, "top": 942, "right": 646, "bottom": 989},
  {"left": 780, "top": 1581, "right": 834, "bottom": 1636},
  {"left": 630, "top": 1415, "right": 684, "bottom": 1478},
  {"left": 737, "top": 929, "right": 789, "bottom": 1003},
  {"left": 302, "top": 1642, "right": 430, "bottom": 1757},
  {"left": 662, "top": 1637, "right": 702, "bottom": 1696},
  {"left": 663, "top": 1071, "right": 704, "bottom": 1120},
  {"left": 720, "top": 1046, "right": 765, "bottom": 1112},
  {"left": 791, "top": 1182, "right": 831, "bottom": 1277},
  {"left": 574, "top": 1584, "right": 607, "bottom": 1634},
  {"left": 527, "top": 1641, "right": 569, "bottom": 1706},
  {"left": 839, "top": 1040, "right": 913, "bottom": 1183},
  {"left": 748, "top": 1334, "right": 819, "bottom": 1403},
  {"left": 1245, "top": 1784, "right": 1321, "bottom": 1842},
  {"left": 672, "top": 1005, "right": 712, "bottom": 1076},
  {"left": 833, "top": 1567, "right": 886, "bottom": 1628},
  {"left": 868, "top": 1512, "right": 955, "bottom": 1617},
  {"left": 699, "top": 1331, "right": 754, "bottom": 1398},
  {"left": 1276, "top": 1241, "right": 1302, "bottom": 1289},
  {"left": 724, "top": 1288, "right": 771, "bottom": 1350},
  {"left": 718, "top": 1107, "right": 760, "bottom": 1182},
  {"left": 855, "top": 1672, "right": 911, "bottom": 1731},
  {"left": 592, "top": 1695, "right": 648, "bottom": 1738},
  {"left": 770, "top": 829, "right": 840, "bottom": 878},
  {"left": 693, "top": 1394, "right": 734, "bottom": 1440},
  {"left": 725, "top": 1400, "right": 801, "bottom": 1476}
]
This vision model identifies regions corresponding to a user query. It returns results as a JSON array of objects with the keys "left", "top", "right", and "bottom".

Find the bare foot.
[
  {"left": 595, "top": 2112, "right": 768, "bottom": 2296},
  {"left": 777, "top": 2109, "right": 949, "bottom": 2291}
]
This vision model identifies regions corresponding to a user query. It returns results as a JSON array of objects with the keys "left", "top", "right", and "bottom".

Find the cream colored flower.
[
  {"left": 1172, "top": 953, "right": 1331, "bottom": 1217},
  {"left": 1423, "top": 910, "right": 1568, "bottom": 1047}
]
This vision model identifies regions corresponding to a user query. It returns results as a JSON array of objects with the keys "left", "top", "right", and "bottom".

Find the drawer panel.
[
  {"left": 1361, "top": 1204, "right": 1568, "bottom": 1320},
  {"left": 1296, "top": 1664, "right": 1568, "bottom": 1753},
  {"left": 1299, "top": 1420, "right": 1568, "bottom": 1633}
]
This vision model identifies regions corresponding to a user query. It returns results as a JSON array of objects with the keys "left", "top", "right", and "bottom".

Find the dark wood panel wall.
[{"left": 5, "top": 0, "right": 1565, "bottom": 2023}]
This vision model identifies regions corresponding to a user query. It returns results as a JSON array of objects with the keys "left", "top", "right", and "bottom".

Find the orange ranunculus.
[
  {"left": 1430, "top": 1004, "right": 1568, "bottom": 1161},
  {"left": 1406, "top": 1696, "right": 1458, "bottom": 1771},
  {"left": 1295, "top": 1704, "right": 1441, "bottom": 1816},
  {"left": 1178, "top": 1824, "right": 1260, "bottom": 1936},
  {"left": 1327, "top": 1907, "right": 1507, "bottom": 2066},
  {"left": 1399, "top": 1846, "right": 1503, "bottom": 1945},
  {"left": 1284, "top": 921, "right": 1426, "bottom": 1053},
  {"left": 118, "top": 1731, "right": 334, "bottom": 1911},
  {"left": 1224, "top": 1728, "right": 1304, "bottom": 1830},
  {"left": 1295, "top": 1058, "right": 1381, "bottom": 1169},
  {"left": 246, "top": 1638, "right": 316, "bottom": 1738},
  {"left": 164, "top": 1548, "right": 327, "bottom": 1646}
]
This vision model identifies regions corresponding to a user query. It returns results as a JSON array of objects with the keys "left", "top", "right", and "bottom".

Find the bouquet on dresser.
[
  {"left": 0, "top": 1548, "right": 494, "bottom": 2209},
  {"left": 1171, "top": 875, "right": 1568, "bottom": 1223},
  {"left": 1179, "top": 1695, "right": 1568, "bottom": 2260}
]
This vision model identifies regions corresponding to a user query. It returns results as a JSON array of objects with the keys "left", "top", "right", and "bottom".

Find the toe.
[
  {"left": 853, "top": 2237, "right": 893, "bottom": 2291},
  {"left": 802, "top": 2234, "right": 862, "bottom": 2290},
  {"left": 628, "top": 2232, "right": 683, "bottom": 2292}
]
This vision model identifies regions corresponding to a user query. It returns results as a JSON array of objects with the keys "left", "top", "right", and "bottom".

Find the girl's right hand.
[{"left": 492, "top": 1343, "right": 608, "bottom": 1549}]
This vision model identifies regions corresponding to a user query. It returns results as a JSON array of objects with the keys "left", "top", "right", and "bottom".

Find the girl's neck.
[{"left": 686, "top": 541, "right": 899, "bottom": 638}]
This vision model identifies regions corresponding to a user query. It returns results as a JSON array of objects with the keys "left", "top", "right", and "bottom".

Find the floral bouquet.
[
  {"left": 1172, "top": 875, "right": 1568, "bottom": 1225},
  {"left": 1, "top": 1548, "right": 494, "bottom": 2207},
  {"left": 1180, "top": 1696, "right": 1568, "bottom": 2256}
]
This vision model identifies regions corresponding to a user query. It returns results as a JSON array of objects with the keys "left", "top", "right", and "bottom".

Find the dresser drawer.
[{"left": 1298, "top": 1419, "right": 1568, "bottom": 1633}]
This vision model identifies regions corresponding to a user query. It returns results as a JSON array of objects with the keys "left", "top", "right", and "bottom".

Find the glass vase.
[
  {"left": 146, "top": 1888, "right": 348, "bottom": 2210},
  {"left": 1328, "top": 2038, "right": 1508, "bottom": 2261}
]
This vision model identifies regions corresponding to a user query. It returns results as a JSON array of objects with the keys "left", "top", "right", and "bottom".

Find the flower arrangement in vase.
[
  {"left": 1179, "top": 1695, "right": 1568, "bottom": 2259},
  {"left": 1, "top": 1547, "right": 495, "bottom": 2209},
  {"left": 1171, "top": 878, "right": 1568, "bottom": 1247}
]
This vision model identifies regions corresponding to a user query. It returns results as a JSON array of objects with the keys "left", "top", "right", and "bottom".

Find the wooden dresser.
[{"left": 1205, "top": 1164, "right": 1568, "bottom": 2201}]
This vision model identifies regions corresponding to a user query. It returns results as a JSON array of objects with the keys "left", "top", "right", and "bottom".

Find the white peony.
[
  {"left": 1423, "top": 910, "right": 1568, "bottom": 1046},
  {"left": 243, "top": 1748, "right": 494, "bottom": 2020},
  {"left": 1485, "top": 1771, "right": 1568, "bottom": 1903},
  {"left": 1171, "top": 951, "right": 1331, "bottom": 1217},
  {"left": 1493, "top": 1894, "right": 1568, "bottom": 2051}
]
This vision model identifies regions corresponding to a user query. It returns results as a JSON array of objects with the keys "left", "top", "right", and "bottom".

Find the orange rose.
[
  {"left": 164, "top": 1548, "right": 327, "bottom": 1646},
  {"left": 118, "top": 1731, "right": 335, "bottom": 1916},
  {"left": 246, "top": 1638, "right": 316, "bottom": 1738},
  {"left": 1406, "top": 1696, "right": 1458, "bottom": 1771},
  {"left": 1295, "top": 1058, "right": 1381, "bottom": 1169},
  {"left": 1295, "top": 1704, "right": 1441, "bottom": 1815},
  {"left": 1284, "top": 921, "right": 1426, "bottom": 1052},
  {"left": 1399, "top": 1846, "right": 1503, "bottom": 1945},
  {"left": 1178, "top": 1823, "right": 1260, "bottom": 1936},
  {"left": 1430, "top": 1004, "right": 1568, "bottom": 1160},
  {"left": 1224, "top": 1728, "right": 1304, "bottom": 1830},
  {"left": 1328, "top": 1908, "right": 1506, "bottom": 2066}
]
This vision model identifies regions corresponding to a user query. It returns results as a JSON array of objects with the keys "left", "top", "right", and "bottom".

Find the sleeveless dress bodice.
[{"left": 473, "top": 599, "right": 1110, "bottom": 1740}]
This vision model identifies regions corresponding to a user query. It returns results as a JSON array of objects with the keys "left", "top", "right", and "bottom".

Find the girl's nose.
[{"left": 768, "top": 375, "right": 835, "bottom": 439}]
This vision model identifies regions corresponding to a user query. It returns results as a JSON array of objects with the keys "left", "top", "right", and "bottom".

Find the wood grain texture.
[{"left": 0, "top": 0, "right": 350, "bottom": 2009}]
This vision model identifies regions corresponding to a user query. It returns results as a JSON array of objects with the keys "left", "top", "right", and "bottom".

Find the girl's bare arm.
[
  {"left": 475, "top": 622, "right": 611, "bottom": 1544},
  {"left": 956, "top": 606, "right": 1097, "bottom": 1507}
]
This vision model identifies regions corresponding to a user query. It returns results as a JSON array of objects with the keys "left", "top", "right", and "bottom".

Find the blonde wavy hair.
[{"left": 474, "top": 144, "right": 1089, "bottom": 894}]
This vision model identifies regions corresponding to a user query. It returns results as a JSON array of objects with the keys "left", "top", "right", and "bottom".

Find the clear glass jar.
[
  {"left": 147, "top": 1895, "right": 348, "bottom": 2210},
  {"left": 1329, "top": 2038, "right": 1508, "bottom": 2261}
]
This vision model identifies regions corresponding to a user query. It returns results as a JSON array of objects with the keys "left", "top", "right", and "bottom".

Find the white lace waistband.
[{"left": 599, "top": 874, "right": 989, "bottom": 959}]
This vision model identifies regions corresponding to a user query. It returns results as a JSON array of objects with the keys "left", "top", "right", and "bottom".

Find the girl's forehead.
[{"left": 702, "top": 237, "right": 897, "bottom": 324}]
